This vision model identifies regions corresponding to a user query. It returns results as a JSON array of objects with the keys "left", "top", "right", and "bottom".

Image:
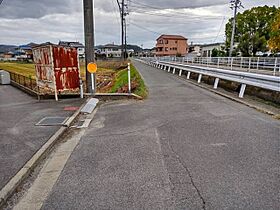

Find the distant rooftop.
[
  {"left": 58, "top": 41, "right": 84, "bottom": 48},
  {"left": 157, "top": 34, "right": 188, "bottom": 41}
]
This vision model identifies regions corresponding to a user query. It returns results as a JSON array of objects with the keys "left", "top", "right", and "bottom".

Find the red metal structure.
[{"left": 33, "top": 44, "right": 81, "bottom": 100}]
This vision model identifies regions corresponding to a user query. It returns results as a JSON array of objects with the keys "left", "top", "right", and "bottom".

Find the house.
[
  {"left": 99, "top": 44, "right": 122, "bottom": 58},
  {"left": 15, "top": 45, "right": 34, "bottom": 61},
  {"left": 3, "top": 52, "right": 15, "bottom": 59},
  {"left": 201, "top": 43, "right": 225, "bottom": 57},
  {"left": 58, "top": 41, "right": 85, "bottom": 58},
  {"left": 155, "top": 34, "right": 188, "bottom": 57},
  {"left": 188, "top": 43, "right": 202, "bottom": 57}
]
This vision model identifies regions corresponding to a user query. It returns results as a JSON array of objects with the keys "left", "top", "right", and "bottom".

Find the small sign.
[{"left": 87, "top": 62, "right": 97, "bottom": 73}]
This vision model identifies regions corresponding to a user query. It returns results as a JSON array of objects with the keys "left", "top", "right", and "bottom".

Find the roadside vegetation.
[
  {"left": 0, "top": 60, "right": 147, "bottom": 98},
  {"left": 110, "top": 63, "right": 148, "bottom": 98}
]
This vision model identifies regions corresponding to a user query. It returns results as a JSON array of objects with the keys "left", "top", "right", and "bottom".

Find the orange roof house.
[{"left": 155, "top": 35, "right": 188, "bottom": 57}]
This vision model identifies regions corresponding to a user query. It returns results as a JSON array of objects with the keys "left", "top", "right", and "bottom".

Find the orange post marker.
[{"left": 87, "top": 62, "right": 97, "bottom": 73}]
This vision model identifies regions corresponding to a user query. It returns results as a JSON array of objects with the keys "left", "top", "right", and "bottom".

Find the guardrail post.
[
  {"left": 257, "top": 57, "right": 260, "bottom": 70},
  {"left": 248, "top": 57, "right": 251, "bottom": 71},
  {"left": 168, "top": 66, "right": 171, "bottom": 72},
  {"left": 240, "top": 57, "right": 243, "bottom": 68},
  {"left": 173, "top": 68, "right": 176, "bottom": 74},
  {"left": 217, "top": 58, "right": 220, "bottom": 68},
  {"left": 179, "top": 69, "right": 182, "bottom": 76},
  {"left": 214, "top": 78, "right": 220, "bottom": 89},
  {"left": 198, "top": 74, "right": 202, "bottom": 83},
  {"left": 239, "top": 84, "right": 247, "bottom": 98},
  {"left": 273, "top": 58, "right": 277, "bottom": 76},
  {"left": 231, "top": 57, "right": 233, "bottom": 70},
  {"left": 187, "top": 72, "right": 191, "bottom": 79}
]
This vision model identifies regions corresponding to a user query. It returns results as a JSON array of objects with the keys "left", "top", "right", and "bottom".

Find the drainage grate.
[{"left": 36, "top": 117, "right": 69, "bottom": 126}]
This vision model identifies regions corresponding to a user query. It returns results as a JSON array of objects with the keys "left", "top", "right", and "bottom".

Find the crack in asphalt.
[{"left": 166, "top": 136, "right": 206, "bottom": 210}]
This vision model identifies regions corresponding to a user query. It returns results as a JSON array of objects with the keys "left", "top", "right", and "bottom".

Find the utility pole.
[
  {"left": 117, "top": 0, "right": 128, "bottom": 60},
  {"left": 229, "top": 0, "right": 243, "bottom": 57},
  {"left": 83, "top": 0, "right": 95, "bottom": 94}
]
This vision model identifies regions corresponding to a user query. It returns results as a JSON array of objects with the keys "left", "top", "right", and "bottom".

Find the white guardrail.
[
  {"left": 157, "top": 56, "right": 280, "bottom": 76},
  {"left": 138, "top": 58, "right": 280, "bottom": 98}
]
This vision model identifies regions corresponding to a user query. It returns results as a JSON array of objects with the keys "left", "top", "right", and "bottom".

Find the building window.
[
  {"left": 165, "top": 47, "right": 168, "bottom": 51},
  {"left": 165, "top": 40, "right": 168, "bottom": 44},
  {"left": 158, "top": 39, "right": 163, "bottom": 44},
  {"left": 175, "top": 41, "right": 178, "bottom": 44}
]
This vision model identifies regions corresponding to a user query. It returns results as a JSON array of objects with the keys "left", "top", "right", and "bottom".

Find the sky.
[{"left": 0, "top": 0, "right": 279, "bottom": 48}]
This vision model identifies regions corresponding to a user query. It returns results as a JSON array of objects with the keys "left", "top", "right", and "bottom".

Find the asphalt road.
[
  {"left": 42, "top": 60, "right": 279, "bottom": 209},
  {"left": 0, "top": 85, "right": 83, "bottom": 190}
]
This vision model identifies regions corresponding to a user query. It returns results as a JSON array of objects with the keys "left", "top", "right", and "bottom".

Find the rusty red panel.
[
  {"left": 55, "top": 68, "right": 80, "bottom": 91},
  {"left": 33, "top": 44, "right": 80, "bottom": 93},
  {"left": 52, "top": 46, "right": 78, "bottom": 68}
]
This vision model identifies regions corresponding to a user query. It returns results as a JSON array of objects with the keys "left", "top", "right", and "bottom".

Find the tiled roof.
[{"left": 157, "top": 34, "right": 187, "bottom": 40}]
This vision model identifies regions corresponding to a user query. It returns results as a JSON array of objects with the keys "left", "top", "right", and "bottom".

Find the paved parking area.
[{"left": 0, "top": 85, "right": 83, "bottom": 190}]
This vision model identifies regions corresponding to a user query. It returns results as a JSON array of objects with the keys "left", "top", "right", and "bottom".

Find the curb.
[
  {"left": 150, "top": 63, "right": 278, "bottom": 118},
  {"left": 85, "top": 93, "right": 143, "bottom": 100},
  {"left": 0, "top": 99, "right": 88, "bottom": 208}
]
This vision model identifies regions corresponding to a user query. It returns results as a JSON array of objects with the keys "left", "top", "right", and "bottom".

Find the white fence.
[
  {"left": 138, "top": 58, "right": 280, "bottom": 98},
  {"left": 155, "top": 56, "right": 280, "bottom": 76}
]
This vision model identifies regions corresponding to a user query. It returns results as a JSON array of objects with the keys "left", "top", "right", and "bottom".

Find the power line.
[
  {"left": 213, "top": 16, "right": 226, "bottom": 43},
  {"left": 130, "top": 0, "right": 225, "bottom": 18},
  {"left": 129, "top": 5, "right": 224, "bottom": 20},
  {"left": 129, "top": 22, "right": 161, "bottom": 35}
]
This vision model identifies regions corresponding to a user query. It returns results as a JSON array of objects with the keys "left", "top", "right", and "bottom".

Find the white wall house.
[
  {"left": 100, "top": 44, "right": 122, "bottom": 58},
  {"left": 201, "top": 43, "right": 225, "bottom": 57},
  {"left": 59, "top": 41, "right": 85, "bottom": 58}
]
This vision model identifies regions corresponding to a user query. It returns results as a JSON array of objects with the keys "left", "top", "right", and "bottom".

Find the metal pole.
[
  {"left": 83, "top": 0, "right": 95, "bottom": 94},
  {"left": 128, "top": 63, "right": 131, "bottom": 93}
]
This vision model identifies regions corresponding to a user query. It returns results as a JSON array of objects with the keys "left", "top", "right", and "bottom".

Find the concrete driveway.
[
  {"left": 41, "top": 60, "right": 280, "bottom": 209},
  {"left": 0, "top": 85, "right": 83, "bottom": 190}
]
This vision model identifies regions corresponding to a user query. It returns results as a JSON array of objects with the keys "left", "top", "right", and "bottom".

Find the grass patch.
[
  {"left": 110, "top": 63, "right": 148, "bottom": 98},
  {"left": 0, "top": 62, "right": 36, "bottom": 79}
]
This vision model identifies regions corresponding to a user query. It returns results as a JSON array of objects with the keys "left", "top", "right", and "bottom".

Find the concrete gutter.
[{"left": 0, "top": 99, "right": 88, "bottom": 208}]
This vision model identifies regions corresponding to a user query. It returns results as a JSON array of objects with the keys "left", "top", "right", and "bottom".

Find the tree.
[
  {"left": 225, "top": 6, "right": 279, "bottom": 56},
  {"left": 268, "top": 11, "right": 280, "bottom": 53},
  {"left": 211, "top": 48, "right": 226, "bottom": 57}
]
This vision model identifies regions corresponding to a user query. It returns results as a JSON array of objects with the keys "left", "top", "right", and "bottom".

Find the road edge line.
[{"left": 0, "top": 99, "right": 88, "bottom": 208}]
